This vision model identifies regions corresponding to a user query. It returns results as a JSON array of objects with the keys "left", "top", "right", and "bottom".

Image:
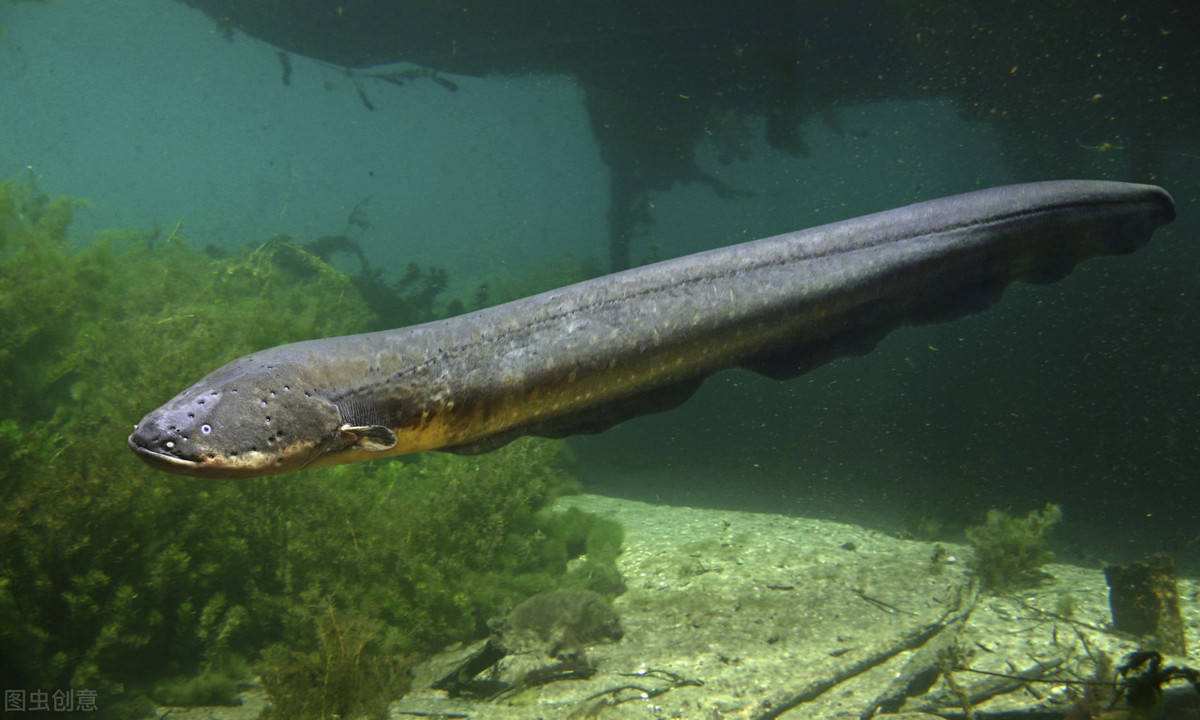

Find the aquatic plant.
[
  {"left": 965, "top": 502, "right": 1063, "bottom": 591},
  {"left": 252, "top": 447, "right": 622, "bottom": 719},
  {"left": 0, "top": 177, "right": 377, "bottom": 715},
  {"left": 149, "top": 664, "right": 247, "bottom": 707},
  {"left": 298, "top": 231, "right": 454, "bottom": 328},
  {"left": 259, "top": 597, "right": 412, "bottom": 720},
  {"left": 0, "top": 178, "right": 623, "bottom": 718},
  {"left": 536, "top": 506, "right": 627, "bottom": 595}
]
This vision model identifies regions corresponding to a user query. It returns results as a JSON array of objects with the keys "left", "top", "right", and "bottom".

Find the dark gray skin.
[{"left": 129, "top": 180, "right": 1175, "bottom": 478}]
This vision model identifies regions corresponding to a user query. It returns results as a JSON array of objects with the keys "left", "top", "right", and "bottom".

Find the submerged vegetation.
[
  {"left": 0, "top": 178, "right": 623, "bottom": 718},
  {"left": 965, "top": 502, "right": 1062, "bottom": 591}
]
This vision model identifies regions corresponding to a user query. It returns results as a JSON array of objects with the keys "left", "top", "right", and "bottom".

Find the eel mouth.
[{"left": 128, "top": 434, "right": 200, "bottom": 471}]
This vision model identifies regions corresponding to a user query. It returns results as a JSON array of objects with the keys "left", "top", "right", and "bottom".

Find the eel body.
[{"left": 129, "top": 180, "right": 1175, "bottom": 478}]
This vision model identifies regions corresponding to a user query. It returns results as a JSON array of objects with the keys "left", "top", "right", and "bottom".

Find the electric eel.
[{"left": 129, "top": 180, "right": 1175, "bottom": 478}]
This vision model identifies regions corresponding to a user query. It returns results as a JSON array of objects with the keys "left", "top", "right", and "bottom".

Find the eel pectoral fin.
[{"left": 338, "top": 424, "right": 397, "bottom": 452}]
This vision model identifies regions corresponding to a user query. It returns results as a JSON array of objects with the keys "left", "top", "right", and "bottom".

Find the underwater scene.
[{"left": 1, "top": 1, "right": 1198, "bottom": 718}]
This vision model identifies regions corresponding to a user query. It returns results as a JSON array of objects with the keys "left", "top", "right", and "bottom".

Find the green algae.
[
  {"left": 259, "top": 599, "right": 412, "bottom": 720},
  {"left": 965, "top": 502, "right": 1062, "bottom": 591},
  {"left": 0, "top": 178, "right": 624, "bottom": 718},
  {"left": 150, "top": 665, "right": 247, "bottom": 707}
]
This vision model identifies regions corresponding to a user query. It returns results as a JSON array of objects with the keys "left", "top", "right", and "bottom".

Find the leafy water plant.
[
  {"left": 0, "top": 178, "right": 624, "bottom": 718},
  {"left": 542, "top": 507, "right": 627, "bottom": 595},
  {"left": 149, "top": 665, "right": 246, "bottom": 707},
  {"left": 259, "top": 597, "right": 413, "bottom": 720},
  {"left": 965, "top": 502, "right": 1063, "bottom": 591}
]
